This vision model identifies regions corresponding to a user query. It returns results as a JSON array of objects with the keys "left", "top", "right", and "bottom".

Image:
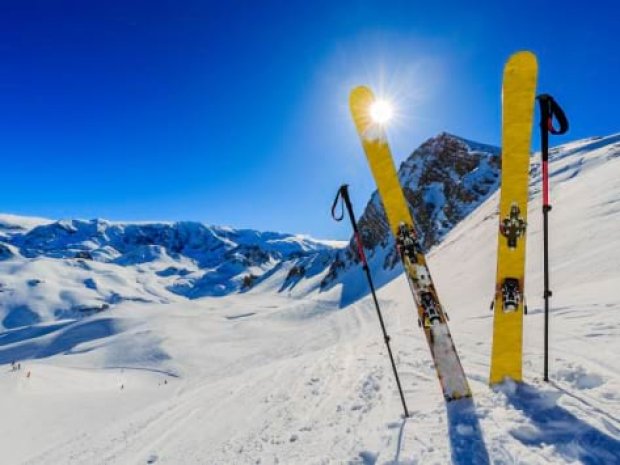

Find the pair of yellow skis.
[{"left": 349, "top": 51, "right": 537, "bottom": 396}]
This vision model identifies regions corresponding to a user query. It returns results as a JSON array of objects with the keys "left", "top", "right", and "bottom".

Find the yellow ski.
[
  {"left": 349, "top": 86, "right": 471, "bottom": 401},
  {"left": 489, "top": 51, "right": 538, "bottom": 384}
]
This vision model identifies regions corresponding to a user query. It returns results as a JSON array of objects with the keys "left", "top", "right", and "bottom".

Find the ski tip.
[
  {"left": 503, "top": 50, "right": 538, "bottom": 94},
  {"left": 349, "top": 85, "right": 373, "bottom": 102},
  {"left": 349, "top": 86, "right": 376, "bottom": 134},
  {"left": 349, "top": 86, "right": 374, "bottom": 114},
  {"left": 508, "top": 50, "right": 536, "bottom": 62},
  {"left": 505, "top": 50, "right": 538, "bottom": 70}
]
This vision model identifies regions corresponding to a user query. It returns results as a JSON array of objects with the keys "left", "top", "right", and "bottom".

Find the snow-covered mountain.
[
  {"left": 1, "top": 133, "right": 619, "bottom": 464},
  {"left": 0, "top": 132, "right": 502, "bottom": 327},
  {"left": 322, "top": 132, "right": 501, "bottom": 302},
  {"left": 0, "top": 218, "right": 339, "bottom": 328}
]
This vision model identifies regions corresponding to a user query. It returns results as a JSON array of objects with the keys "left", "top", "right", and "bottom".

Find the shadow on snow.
[
  {"left": 447, "top": 397, "right": 491, "bottom": 465},
  {"left": 0, "top": 320, "right": 73, "bottom": 347},
  {"left": 0, "top": 318, "right": 118, "bottom": 365},
  {"left": 503, "top": 382, "right": 620, "bottom": 465}
]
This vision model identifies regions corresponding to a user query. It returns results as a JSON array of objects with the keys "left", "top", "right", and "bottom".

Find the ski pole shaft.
[
  {"left": 536, "top": 94, "right": 568, "bottom": 383},
  {"left": 332, "top": 184, "right": 409, "bottom": 418},
  {"left": 540, "top": 100, "right": 551, "bottom": 383},
  {"left": 543, "top": 190, "right": 550, "bottom": 382}
]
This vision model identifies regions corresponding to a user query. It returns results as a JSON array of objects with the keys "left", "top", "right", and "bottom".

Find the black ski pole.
[
  {"left": 331, "top": 184, "right": 409, "bottom": 418},
  {"left": 536, "top": 94, "right": 569, "bottom": 382}
]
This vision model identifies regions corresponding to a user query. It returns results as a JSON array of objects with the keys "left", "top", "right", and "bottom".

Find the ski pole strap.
[
  {"left": 331, "top": 184, "right": 368, "bottom": 266},
  {"left": 537, "top": 94, "right": 569, "bottom": 137},
  {"left": 331, "top": 185, "right": 346, "bottom": 222}
]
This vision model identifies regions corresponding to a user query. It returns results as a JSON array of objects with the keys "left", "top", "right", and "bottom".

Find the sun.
[{"left": 369, "top": 99, "right": 394, "bottom": 125}]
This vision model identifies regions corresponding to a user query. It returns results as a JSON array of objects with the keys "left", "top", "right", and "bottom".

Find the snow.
[
  {"left": 0, "top": 214, "right": 52, "bottom": 231},
  {"left": 1, "top": 134, "right": 619, "bottom": 464},
  {"left": 0, "top": 220, "right": 339, "bottom": 325}
]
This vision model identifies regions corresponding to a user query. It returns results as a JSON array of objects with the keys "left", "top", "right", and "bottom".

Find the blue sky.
[{"left": 1, "top": 0, "right": 618, "bottom": 239}]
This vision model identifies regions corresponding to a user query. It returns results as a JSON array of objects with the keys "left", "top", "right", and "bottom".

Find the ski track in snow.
[{"left": 1, "top": 134, "right": 620, "bottom": 464}]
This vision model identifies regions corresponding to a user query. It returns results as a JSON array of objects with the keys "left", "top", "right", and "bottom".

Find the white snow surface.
[{"left": 1, "top": 134, "right": 619, "bottom": 464}]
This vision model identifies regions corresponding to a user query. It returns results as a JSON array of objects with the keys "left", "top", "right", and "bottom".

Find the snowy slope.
[
  {"left": 1, "top": 134, "right": 619, "bottom": 464},
  {"left": 0, "top": 219, "right": 340, "bottom": 330}
]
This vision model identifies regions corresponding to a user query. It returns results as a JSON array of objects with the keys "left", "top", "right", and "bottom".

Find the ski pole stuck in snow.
[
  {"left": 536, "top": 93, "right": 569, "bottom": 382},
  {"left": 331, "top": 184, "right": 410, "bottom": 418}
]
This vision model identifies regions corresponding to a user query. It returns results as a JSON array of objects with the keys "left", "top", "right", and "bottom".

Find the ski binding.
[
  {"left": 501, "top": 277, "right": 521, "bottom": 312},
  {"left": 500, "top": 202, "right": 526, "bottom": 249}
]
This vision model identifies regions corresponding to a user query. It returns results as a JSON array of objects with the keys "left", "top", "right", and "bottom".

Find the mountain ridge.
[
  {"left": 2, "top": 132, "right": 618, "bottom": 326},
  {"left": 322, "top": 132, "right": 501, "bottom": 293}
]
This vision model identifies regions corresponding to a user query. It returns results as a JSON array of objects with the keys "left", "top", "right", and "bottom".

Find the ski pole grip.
[
  {"left": 537, "top": 94, "right": 569, "bottom": 136},
  {"left": 331, "top": 185, "right": 347, "bottom": 221}
]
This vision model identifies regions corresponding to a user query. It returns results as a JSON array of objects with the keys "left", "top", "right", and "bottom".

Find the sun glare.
[{"left": 369, "top": 99, "right": 394, "bottom": 125}]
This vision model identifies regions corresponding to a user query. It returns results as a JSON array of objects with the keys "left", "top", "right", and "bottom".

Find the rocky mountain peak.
[{"left": 322, "top": 132, "right": 500, "bottom": 288}]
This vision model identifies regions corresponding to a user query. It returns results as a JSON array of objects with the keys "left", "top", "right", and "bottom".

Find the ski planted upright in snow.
[
  {"left": 490, "top": 51, "right": 538, "bottom": 385},
  {"left": 349, "top": 85, "right": 471, "bottom": 401}
]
